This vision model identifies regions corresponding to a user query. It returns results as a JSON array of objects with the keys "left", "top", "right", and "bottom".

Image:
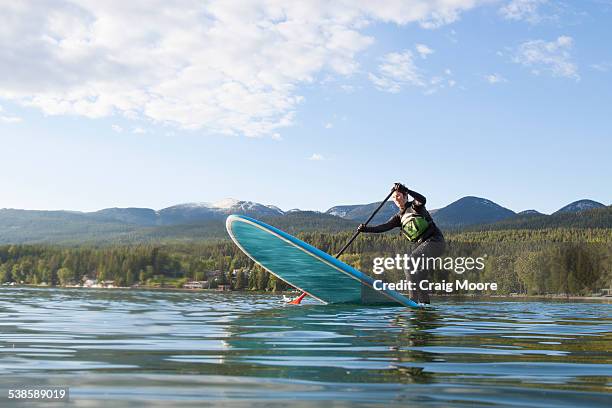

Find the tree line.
[{"left": 0, "top": 227, "right": 610, "bottom": 296}]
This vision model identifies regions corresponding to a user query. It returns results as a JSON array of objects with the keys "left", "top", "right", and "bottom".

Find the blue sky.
[{"left": 0, "top": 1, "right": 610, "bottom": 214}]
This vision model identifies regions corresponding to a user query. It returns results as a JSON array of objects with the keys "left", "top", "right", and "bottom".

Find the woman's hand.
[{"left": 394, "top": 182, "right": 408, "bottom": 193}]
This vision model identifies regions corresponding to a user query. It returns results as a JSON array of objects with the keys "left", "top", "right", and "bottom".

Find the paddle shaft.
[{"left": 334, "top": 187, "right": 397, "bottom": 258}]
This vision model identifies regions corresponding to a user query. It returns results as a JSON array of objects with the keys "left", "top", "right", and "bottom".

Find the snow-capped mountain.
[
  {"left": 88, "top": 198, "right": 285, "bottom": 226},
  {"left": 518, "top": 209, "right": 544, "bottom": 216},
  {"left": 158, "top": 198, "right": 284, "bottom": 224},
  {"left": 326, "top": 202, "right": 398, "bottom": 225},
  {"left": 326, "top": 205, "right": 363, "bottom": 218},
  {"left": 210, "top": 198, "right": 282, "bottom": 214},
  {"left": 554, "top": 200, "right": 605, "bottom": 214}
]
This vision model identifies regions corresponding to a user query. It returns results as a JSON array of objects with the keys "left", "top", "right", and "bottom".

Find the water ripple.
[{"left": 0, "top": 287, "right": 610, "bottom": 407}]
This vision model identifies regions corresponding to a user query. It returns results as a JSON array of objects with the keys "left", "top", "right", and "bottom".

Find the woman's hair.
[{"left": 396, "top": 184, "right": 409, "bottom": 195}]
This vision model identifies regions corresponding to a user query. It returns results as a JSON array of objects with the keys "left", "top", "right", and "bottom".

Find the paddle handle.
[{"left": 335, "top": 186, "right": 397, "bottom": 258}]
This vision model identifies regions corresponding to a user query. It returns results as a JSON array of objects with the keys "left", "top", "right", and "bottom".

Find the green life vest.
[{"left": 400, "top": 212, "right": 430, "bottom": 242}]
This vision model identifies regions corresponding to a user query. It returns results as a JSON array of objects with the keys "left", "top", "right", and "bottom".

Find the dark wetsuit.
[{"left": 361, "top": 189, "right": 445, "bottom": 304}]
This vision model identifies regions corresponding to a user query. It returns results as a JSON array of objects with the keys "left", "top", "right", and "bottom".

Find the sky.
[{"left": 1, "top": 0, "right": 611, "bottom": 214}]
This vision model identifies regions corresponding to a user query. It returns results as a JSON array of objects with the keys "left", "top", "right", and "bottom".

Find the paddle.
[
  {"left": 335, "top": 185, "right": 398, "bottom": 257},
  {"left": 287, "top": 184, "right": 399, "bottom": 304}
]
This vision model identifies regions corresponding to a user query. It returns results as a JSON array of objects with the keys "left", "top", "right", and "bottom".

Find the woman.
[{"left": 358, "top": 183, "right": 445, "bottom": 304}]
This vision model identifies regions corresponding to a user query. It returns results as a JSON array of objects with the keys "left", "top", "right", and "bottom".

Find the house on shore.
[{"left": 183, "top": 281, "right": 208, "bottom": 289}]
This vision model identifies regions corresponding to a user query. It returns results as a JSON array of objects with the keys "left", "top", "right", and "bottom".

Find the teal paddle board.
[{"left": 226, "top": 214, "right": 419, "bottom": 308}]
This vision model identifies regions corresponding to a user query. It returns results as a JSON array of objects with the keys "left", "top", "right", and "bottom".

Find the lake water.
[{"left": 0, "top": 288, "right": 610, "bottom": 407}]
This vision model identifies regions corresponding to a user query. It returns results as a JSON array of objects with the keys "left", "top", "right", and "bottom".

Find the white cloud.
[
  {"left": 0, "top": 1, "right": 485, "bottom": 137},
  {"left": 0, "top": 115, "right": 22, "bottom": 123},
  {"left": 308, "top": 153, "right": 324, "bottom": 161},
  {"left": 415, "top": 44, "right": 434, "bottom": 59},
  {"left": 0, "top": 105, "right": 22, "bottom": 123},
  {"left": 500, "top": 0, "right": 548, "bottom": 24},
  {"left": 111, "top": 124, "right": 123, "bottom": 133},
  {"left": 324, "top": 122, "right": 333, "bottom": 129},
  {"left": 131, "top": 126, "right": 146, "bottom": 134},
  {"left": 591, "top": 62, "right": 612, "bottom": 72},
  {"left": 271, "top": 132, "right": 282, "bottom": 141},
  {"left": 447, "top": 29, "right": 458, "bottom": 44},
  {"left": 369, "top": 50, "right": 424, "bottom": 93},
  {"left": 445, "top": 69, "right": 455, "bottom": 87},
  {"left": 513, "top": 36, "right": 579, "bottom": 79},
  {"left": 485, "top": 73, "right": 507, "bottom": 83},
  {"left": 369, "top": 50, "right": 455, "bottom": 94}
]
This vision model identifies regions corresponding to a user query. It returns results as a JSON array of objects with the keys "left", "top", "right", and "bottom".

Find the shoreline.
[
  {"left": 435, "top": 294, "right": 612, "bottom": 302},
  {"left": 4, "top": 284, "right": 612, "bottom": 302}
]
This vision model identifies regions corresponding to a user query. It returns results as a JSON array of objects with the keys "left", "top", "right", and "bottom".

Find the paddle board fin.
[{"left": 287, "top": 292, "right": 307, "bottom": 304}]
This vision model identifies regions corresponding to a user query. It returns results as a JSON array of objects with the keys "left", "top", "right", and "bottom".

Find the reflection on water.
[{"left": 0, "top": 288, "right": 610, "bottom": 407}]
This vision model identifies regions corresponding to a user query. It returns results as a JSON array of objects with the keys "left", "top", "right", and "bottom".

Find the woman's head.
[{"left": 392, "top": 189, "right": 408, "bottom": 210}]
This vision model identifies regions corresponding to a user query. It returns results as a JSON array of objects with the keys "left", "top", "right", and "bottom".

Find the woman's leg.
[{"left": 405, "top": 239, "right": 445, "bottom": 304}]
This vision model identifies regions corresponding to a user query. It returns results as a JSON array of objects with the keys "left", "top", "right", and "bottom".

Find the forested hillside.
[
  {"left": 2, "top": 227, "right": 610, "bottom": 297},
  {"left": 465, "top": 206, "right": 612, "bottom": 231},
  {"left": 0, "top": 211, "right": 357, "bottom": 245}
]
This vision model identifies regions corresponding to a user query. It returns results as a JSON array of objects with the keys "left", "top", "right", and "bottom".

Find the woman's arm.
[
  {"left": 359, "top": 215, "right": 401, "bottom": 233},
  {"left": 407, "top": 189, "right": 426, "bottom": 206}
]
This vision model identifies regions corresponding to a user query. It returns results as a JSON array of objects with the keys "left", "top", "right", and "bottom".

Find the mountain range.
[
  {"left": 0, "top": 197, "right": 608, "bottom": 244},
  {"left": 89, "top": 198, "right": 285, "bottom": 226},
  {"left": 325, "top": 197, "right": 606, "bottom": 227}
]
